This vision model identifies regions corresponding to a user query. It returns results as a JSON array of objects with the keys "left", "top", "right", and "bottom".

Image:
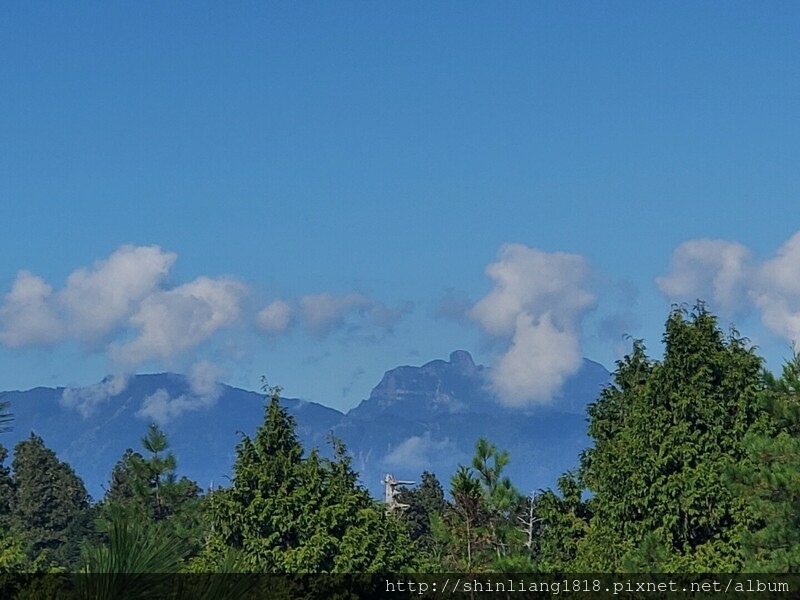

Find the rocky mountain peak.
[{"left": 448, "top": 350, "right": 476, "bottom": 370}]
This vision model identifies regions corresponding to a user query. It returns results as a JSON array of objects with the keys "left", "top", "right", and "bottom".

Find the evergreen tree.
[
  {"left": 104, "top": 448, "right": 146, "bottom": 508},
  {"left": 577, "top": 305, "right": 765, "bottom": 571},
  {"left": 728, "top": 352, "right": 800, "bottom": 571},
  {"left": 396, "top": 471, "right": 446, "bottom": 553},
  {"left": 198, "top": 383, "right": 415, "bottom": 572},
  {"left": 103, "top": 424, "right": 201, "bottom": 524},
  {"left": 0, "top": 444, "right": 26, "bottom": 571},
  {"left": 533, "top": 472, "right": 591, "bottom": 571},
  {"left": 11, "top": 433, "right": 92, "bottom": 569},
  {"left": 436, "top": 464, "right": 485, "bottom": 571},
  {"left": 434, "top": 438, "right": 530, "bottom": 572},
  {"left": 0, "top": 444, "right": 13, "bottom": 530},
  {"left": 99, "top": 426, "right": 203, "bottom": 565}
]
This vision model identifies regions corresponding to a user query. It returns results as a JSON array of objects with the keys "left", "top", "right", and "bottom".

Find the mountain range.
[{"left": 0, "top": 351, "right": 610, "bottom": 500}]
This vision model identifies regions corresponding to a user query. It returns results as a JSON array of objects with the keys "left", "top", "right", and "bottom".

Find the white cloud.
[
  {"left": 256, "top": 299, "right": 293, "bottom": 334},
  {"left": 1, "top": 244, "right": 409, "bottom": 374},
  {"left": 112, "top": 276, "right": 247, "bottom": 367},
  {"left": 383, "top": 432, "right": 457, "bottom": 471},
  {"left": 0, "top": 271, "right": 64, "bottom": 347},
  {"left": 60, "top": 245, "right": 175, "bottom": 342},
  {"left": 60, "top": 373, "right": 129, "bottom": 419},
  {"left": 750, "top": 232, "right": 800, "bottom": 343},
  {"left": 469, "top": 244, "right": 596, "bottom": 406},
  {"left": 136, "top": 389, "right": 214, "bottom": 425},
  {"left": 0, "top": 246, "right": 176, "bottom": 349},
  {"left": 136, "top": 389, "right": 187, "bottom": 425},
  {"left": 188, "top": 359, "right": 223, "bottom": 398},
  {"left": 656, "top": 239, "right": 752, "bottom": 315},
  {"left": 135, "top": 360, "right": 223, "bottom": 424},
  {"left": 365, "top": 300, "right": 412, "bottom": 330},
  {"left": 491, "top": 313, "right": 583, "bottom": 407},
  {"left": 658, "top": 231, "right": 800, "bottom": 345}
]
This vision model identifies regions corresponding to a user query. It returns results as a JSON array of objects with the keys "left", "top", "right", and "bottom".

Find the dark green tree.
[
  {"left": 533, "top": 472, "right": 591, "bottom": 571},
  {"left": 0, "top": 444, "right": 13, "bottom": 529},
  {"left": 577, "top": 305, "right": 766, "bottom": 571},
  {"left": 434, "top": 438, "right": 529, "bottom": 572},
  {"left": 104, "top": 448, "right": 146, "bottom": 508},
  {"left": 728, "top": 351, "right": 800, "bottom": 571},
  {"left": 0, "top": 443, "right": 26, "bottom": 571},
  {"left": 103, "top": 424, "right": 201, "bottom": 524},
  {"left": 99, "top": 425, "right": 203, "bottom": 566},
  {"left": 396, "top": 471, "right": 446, "bottom": 553},
  {"left": 434, "top": 465, "right": 485, "bottom": 571},
  {"left": 198, "top": 383, "right": 415, "bottom": 573},
  {"left": 11, "top": 433, "right": 93, "bottom": 569}
]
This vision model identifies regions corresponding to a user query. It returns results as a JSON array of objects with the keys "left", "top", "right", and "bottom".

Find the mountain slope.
[{"left": 0, "top": 351, "right": 610, "bottom": 499}]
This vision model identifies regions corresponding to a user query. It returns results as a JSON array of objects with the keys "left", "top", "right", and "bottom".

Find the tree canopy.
[
  {"left": 3, "top": 302, "right": 800, "bottom": 582},
  {"left": 576, "top": 305, "right": 766, "bottom": 571},
  {"left": 197, "top": 384, "right": 416, "bottom": 573}
]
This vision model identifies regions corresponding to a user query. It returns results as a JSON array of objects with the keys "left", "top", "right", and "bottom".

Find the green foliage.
[
  {"left": 727, "top": 351, "right": 800, "bottom": 571},
  {"left": 577, "top": 305, "right": 765, "bottom": 571},
  {"left": 11, "top": 434, "right": 92, "bottom": 570},
  {"left": 77, "top": 512, "right": 189, "bottom": 600},
  {"left": 533, "top": 472, "right": 591, "bottom": 571},
  {"left": 82, "top": 512, "right": 188, "bottom": 574},
  {"left": 434, "top": 438, "right": 530, "bottom": 572},
  {"left": 8, "top": 303, "right": 800, "bottom": 576},
  {"left": 0, "top": 445, "right": 14, "bottom": 531},
  {"left": 0, "top": 530, "right": 27, "bottom": 571},
  {"left": 105, "top": 434, "right": 201, "bottom": 524},
  {"left": 199, "top": 383, "right": 416, "bottom": 572},
  {"left": 396, "top": 471, "right": 446, "bottom": 558},
  {"left": 99, "top": 425, "right": 203, "bottom": 563}
]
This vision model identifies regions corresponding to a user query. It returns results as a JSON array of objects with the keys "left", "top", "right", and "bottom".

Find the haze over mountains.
[{"left": 1, "top": 351, "right": 610, "bottom": 499}]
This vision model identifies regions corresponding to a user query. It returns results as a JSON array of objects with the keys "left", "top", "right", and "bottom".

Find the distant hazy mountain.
[{"left": 0, "top": 351, "right": 610, "bottom": 499}]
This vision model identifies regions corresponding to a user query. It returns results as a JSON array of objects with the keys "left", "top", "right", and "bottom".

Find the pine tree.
[
  {"left": 436, "top": 464, "right": 485, "bottom": 572},
  {"left": 99, "top": 425, "right": 203, "bottom": 567},
  {"left": 434, "top": 438, "right": 530, "bottom": 572},
  {"left": 104, "top": 426, "right": 201, "bottom": 519}
]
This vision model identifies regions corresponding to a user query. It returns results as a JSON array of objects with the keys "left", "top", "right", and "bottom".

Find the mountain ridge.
[{"left": 0, "top": 350, "right": 610, "bottom": 499}]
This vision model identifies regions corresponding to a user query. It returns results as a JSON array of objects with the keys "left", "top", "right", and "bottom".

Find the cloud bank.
[
  {"left": 110, "top": 276, "right": 247, "bottom": 367},
  {"left": 469, "top": 244, "right": 596, "bottom": 407},
  {"left": 0, "top": 245, "right": 412, "bottom": 388},
  {"left": 0, "top": 245, "right": 242, "bottom": 369}
]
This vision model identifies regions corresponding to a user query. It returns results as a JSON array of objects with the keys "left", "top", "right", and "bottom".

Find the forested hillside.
[{"left": 1, "top": 305, "right": 799, "bottom": 585}]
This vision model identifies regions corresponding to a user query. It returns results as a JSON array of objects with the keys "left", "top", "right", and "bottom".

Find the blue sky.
[{"left": 2, "top": 3, "right": 800, "bottom": 413}]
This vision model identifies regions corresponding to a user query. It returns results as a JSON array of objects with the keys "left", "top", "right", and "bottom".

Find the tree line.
[{"left": 1, "top": 304, "right": 800, "bottom": 578}]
